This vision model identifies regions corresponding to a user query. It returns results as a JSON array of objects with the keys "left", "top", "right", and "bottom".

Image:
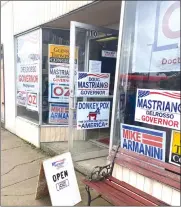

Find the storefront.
[{"left": 1, "top": 1, "right": 180, "bottom": 204}]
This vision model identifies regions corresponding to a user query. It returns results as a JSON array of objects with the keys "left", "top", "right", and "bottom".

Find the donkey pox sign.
[{"left": 77, "top": 101, "right": 110, "bottom": 130}]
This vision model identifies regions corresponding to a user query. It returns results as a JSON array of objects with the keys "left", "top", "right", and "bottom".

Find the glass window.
[
  {"left": 41, "top": 28, "right": 70, "bottom": 124},
  {"left": 114, "top": 1, "right": 180, "bottom": 165},
  {"left": 16, "top": 29, "right": 41, "bottom": 123}
]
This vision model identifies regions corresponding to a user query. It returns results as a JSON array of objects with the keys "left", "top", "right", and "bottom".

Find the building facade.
[{"left": 1, "top": 1, "right": 180, "bottom": 205}]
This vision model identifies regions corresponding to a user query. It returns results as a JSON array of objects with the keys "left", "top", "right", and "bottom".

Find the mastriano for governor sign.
[{"left": 135, "top": 89, "right": 181, "bottom": 130}]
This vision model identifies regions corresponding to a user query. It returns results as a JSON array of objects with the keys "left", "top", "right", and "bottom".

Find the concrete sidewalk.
[{"left": 1, "top": 128, "right": 110, "bottom": 206}]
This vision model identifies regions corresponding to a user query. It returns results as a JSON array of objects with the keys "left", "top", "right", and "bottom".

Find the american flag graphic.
[
  {"left": 138, "top": 90, "right": 180, "bottom": 100},
  {"left": 78, "top": 72, "right": 109, "bottom": 80}
]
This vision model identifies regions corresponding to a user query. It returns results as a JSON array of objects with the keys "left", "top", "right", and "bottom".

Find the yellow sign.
[
  {"left": 49, "top": 44, "right": 78, "bottom": 63},
  {"left": 169, "top": 130, "right": 181, "bottom": 166}
]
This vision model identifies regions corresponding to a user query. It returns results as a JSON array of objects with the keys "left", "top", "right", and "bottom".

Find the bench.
[{"left": 82, "top": 146, "right": 181, "bottom": 206}]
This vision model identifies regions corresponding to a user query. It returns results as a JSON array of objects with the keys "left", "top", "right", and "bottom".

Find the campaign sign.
[
  {"left": 135, "top": 89, "right": 181, "bottom": 130},
  {"left": 17, "top": 91, "right": 27, "bottom": 107},
  {"left": 121, "top": 124, "right": 166, "bottom": 161},
  {"left": 43, "top": 152, "right": 81, "bottom": 206},
  {"left": 49, "top": 83, "right": 69, "bottom": 103},
  {"left": 49, "top": 103, "right": 76, "bottom": 125},
  {"left": 49, "top": 64, "right": 69, "bottom": 84},
  {"left": 77, "top": 72, "right": 110, "bottom": 97},
  {"left": 169, "top": 130, "right": 181, "bottom": 166},
  {"left": 77, "top": 101, "right": 110, "bottom": 130},
  {"left": 26, "top": 92, "right": 38, "bottom": 111},
  {"left": 132, "top": 1, "right": 180, "bottom": 73}
]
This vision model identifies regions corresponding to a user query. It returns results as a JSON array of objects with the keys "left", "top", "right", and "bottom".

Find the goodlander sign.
[
  {"left": 43, "top": 152, "right": 81, "bottom": 206},
  {"left": 77, "top": 72, "right": 110, "bottom": 97},
  {"left": 135, "top": 89, "right": 181, "bottom": 130},
  {"left": 77, "top": 101, "right": 110, "bottom": 130},
  {"left": 121, "top": 124, "right": 166, "bottom": 161}
]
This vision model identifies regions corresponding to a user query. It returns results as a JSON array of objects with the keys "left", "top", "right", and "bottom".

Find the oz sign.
[
  {"left": 49, "top": 84, "right": 69, "bottom": 103},
  {"left": 26, "top": 92, "right": 39, "bottom": 112}
]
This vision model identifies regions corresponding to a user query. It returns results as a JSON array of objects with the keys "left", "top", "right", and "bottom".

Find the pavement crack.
[
  {"left": 2, "top": 146, "right": 23, "bottom": 151},
  {"left": 1, "top": 156, "right": 46, "bottom": 176},
  {"left": 2, "top": 193, "right": 35, "bottom": 196},
  {"left": 1, "top": 175, "right": 39, "bottom": 189}
]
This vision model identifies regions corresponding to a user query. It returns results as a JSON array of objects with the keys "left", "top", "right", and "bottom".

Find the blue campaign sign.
[
  {"left": 49, "top": 103, "right": 76, "bottom": 125},
  {"left": 120, "top": 124, "right": 166, "bottom": 161}
]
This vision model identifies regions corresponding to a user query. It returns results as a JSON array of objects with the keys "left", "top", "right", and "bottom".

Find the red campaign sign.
[{"left": 26, "top": 92, "right": 38, "bottom": 111}]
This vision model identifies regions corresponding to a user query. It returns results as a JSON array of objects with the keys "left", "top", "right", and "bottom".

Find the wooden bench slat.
[
  {"left": 82, "top": 179, "right": 129, "bottom": 206},
  {"left": 115, "top": 159, "right": 180, "bottom": 190},
  {"left": 119, "top": 148, "right": 180, "bottom": 174},
  {"left": 115, "top": 153, "right": 180, "bottom": 182},
  {"left": 104, "top": 179, "right": 156, "bottom": 206},
  {"left": 109, "top": 176, "right": 170, "bottom": 206},
  {"left": 95, "top": 181, "right": 145, "bottom": 206}
]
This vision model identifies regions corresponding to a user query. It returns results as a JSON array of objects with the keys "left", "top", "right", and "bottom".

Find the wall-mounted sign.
[
  {"left": 16, "top": 29, "right": 40, "bottom": 112},
  {"left": 76, "top": 72, "right": 110, "bottom": 97},
  {"left": 43, "top": 152, "right": 81, "bottom": 206},
  {"left": 102, "top": 50, "right": 117, "bottom": 58},
  {"left": 48, "top": 44, "right": 78, "bottom": 102},
  {"left": 169, "top": 130, "right": 181, "bottom": 166},
  {"left": 77, "top": 101, "right": 110, "bottom": 130},
  {"left": 121, "top": 124, "right": 166, "bottom": 161},
  {"left": 132, "top": 1, "right": 180, "bottom": 73},
  {"left": 89, "top": 60, "right": 102, "bottom": 73},
  {"left": 135, "top": 89, "right": 180, "bottom": 130},
  {"left": 49, "top": 103, "right": 76, "bottom": 125}
]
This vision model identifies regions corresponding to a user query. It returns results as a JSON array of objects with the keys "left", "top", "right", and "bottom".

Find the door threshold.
[{"left": 89, "top": 139, "right": 109, "bottom": 149}]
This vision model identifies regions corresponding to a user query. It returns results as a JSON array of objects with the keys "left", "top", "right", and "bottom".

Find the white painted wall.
[
  {"left": 12, "top": 1, "right": 93, "bottom": 35},
  {"left": 1, "top": 2, "right": 16, "bottom": 133},
  {"left": 113, "top": 164, "right": 180, "bottom": 206}
]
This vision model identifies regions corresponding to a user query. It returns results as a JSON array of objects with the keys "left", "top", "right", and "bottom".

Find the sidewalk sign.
[{"left": 35, "top": 152, "right": 81, "bottom": 206}]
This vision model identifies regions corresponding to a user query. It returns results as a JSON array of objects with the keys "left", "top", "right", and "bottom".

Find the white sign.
[
  {"left": 17, "top": 91, "right": 27, "bottom": 107},
  {"left": 77, "top": 101, "right": 110, "bottom": 130},
  {"left": 135, "top": 88, "right": 181, "bottom": 130},
  {"left": 43, "top": 152, "right": 81, "bottom": 206},
  {"left": 49, "top": 83, "right": 69, "bottom": 103},
  {"left": 121, "top": 124, "right": 166, "bottom": 161},
  {"left": 48, "top": 64, "right": 70, "bottom": 103},
  {"left": 77, "top": 72, "right": 110, "bottom": 97},
  {"left": 89, "top": 60, "right": 102, "bottom": 73},
  {"left": 102, "top": 50, "right": 117, "bottom": 58},
  {"left": 16, "top": 29, "right": 40, "bottom": 111},
  {"left": 26, "top": 92, "right": 38, "bottom": 111},
  {"left": 132, "top": 1, "right": 180, "bottom": 73}
]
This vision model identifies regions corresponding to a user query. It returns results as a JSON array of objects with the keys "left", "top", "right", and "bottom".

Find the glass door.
[{"left": 69, "top": 21, "right": 118, "bottom": 161}]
